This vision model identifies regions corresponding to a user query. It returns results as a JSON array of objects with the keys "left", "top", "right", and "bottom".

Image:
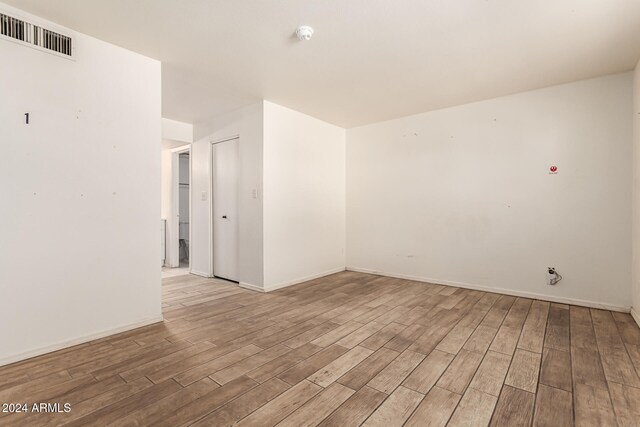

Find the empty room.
[{"left": 2, "top": 0, "right": 640, "bottom": 426}]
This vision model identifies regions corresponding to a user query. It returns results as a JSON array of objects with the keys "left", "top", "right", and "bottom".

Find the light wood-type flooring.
[{"left": 1, "top": 271, "right": 640, "bottom": 426}]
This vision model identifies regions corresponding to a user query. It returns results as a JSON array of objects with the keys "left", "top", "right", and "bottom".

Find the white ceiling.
[{"left": 5, "top": 0, "right": 640, "bottom": 128}]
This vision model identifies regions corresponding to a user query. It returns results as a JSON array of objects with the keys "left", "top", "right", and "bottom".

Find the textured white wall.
[
  {"left": 0, "top": 4, "right": 162, "bottom": 365},
  {"left": 632, "top": 61, "right": 640, "bottom": 323},
  {"left": 162, "top": 118, "right": 193, "bottom": 143},
  {"left": 263, "top": 102, "right": 346, "bottom": 290},
  {"left": 347, "top": 73, "right": 633, "bottom": 310}
]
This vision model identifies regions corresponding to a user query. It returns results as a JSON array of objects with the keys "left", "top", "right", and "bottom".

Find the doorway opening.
[
  {"left": 164, "top": 144, "right": 191, "bottom": 274},
  {"left": 178, "top": 152, "right": 190, "bottom": 268},
  {"left": 210, "top": 137, "right": 239, "bottom": 282}
]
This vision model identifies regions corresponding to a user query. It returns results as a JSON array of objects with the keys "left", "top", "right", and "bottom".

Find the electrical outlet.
[
  {"left": 546, "top": 268, "right": 555, "bottom": 285},
  {"left": 547, "top": 267, "right": 562, "bottom": 286}
]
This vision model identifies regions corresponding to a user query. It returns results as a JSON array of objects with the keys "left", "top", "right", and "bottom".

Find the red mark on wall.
[{"left": 549, "top": 166, "right": 558, "bottom": 174}]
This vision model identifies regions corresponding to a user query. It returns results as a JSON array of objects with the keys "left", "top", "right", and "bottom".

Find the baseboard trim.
[
  {"left": 190, "top": 270, "right": 211, "bottom": 278},
  {"left": 239, "top": 267, "right": 347, "bottom": 293},
  {"left": 239, "top": 282, "right": 266, "bottom": 292},
  {"left": 263, "top": 267, "right": 347, "bottom": 292},
  {"left": 346, "top": 267, "right": 631, "bottom": 313},
  {"left": 631, "top": 307, "right": 640, "bottom": 328},
  {"left": 0, "top": 315, "right": 164, "bottom": 368}
]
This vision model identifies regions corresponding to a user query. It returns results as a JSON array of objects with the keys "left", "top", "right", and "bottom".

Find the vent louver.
[{"left": 1, "top": 12, "right": 73, "bottom": 57}]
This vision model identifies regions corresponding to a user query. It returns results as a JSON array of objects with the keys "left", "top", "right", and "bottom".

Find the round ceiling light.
[{"left": 295, "top": 25, "right": 314, "bottom": 41}]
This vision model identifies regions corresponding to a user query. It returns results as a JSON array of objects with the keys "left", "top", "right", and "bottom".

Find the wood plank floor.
[{"left": 1, "top": 271, "right": 640, "bottom": 426}]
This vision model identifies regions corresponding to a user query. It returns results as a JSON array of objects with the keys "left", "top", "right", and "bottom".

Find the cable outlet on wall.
[{"left": 546, "top": 267, "right": 562, "bottom": 286}]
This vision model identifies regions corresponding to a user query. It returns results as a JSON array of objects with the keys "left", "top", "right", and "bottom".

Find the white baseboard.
[
  {"left": 263, "top": 267, "right": 347, "bottom": 292},
  {"left": 346, "top": 267, "right": 631, "bottom": 313},
  {"left": 190, "top": 270, "right": 211, "bottom": 278},
  {"left": 239, "top": 282, "right": 266, "bottom": 292},
  {"left": 240, "top": 267, "right": 347, "bottom": 293},
  {"left": 632, "top": 307, "right": 640, "bottom": 328},
  {"left": 0, "top": 315, "right": 164, "bottom": 368}
]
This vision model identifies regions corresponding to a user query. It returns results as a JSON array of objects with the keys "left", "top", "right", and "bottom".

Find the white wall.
[
  {"left": 162, "top": 118, "right": 193, "bottom": 143},
  {"left": 191, "top": 103, "right": 264, "bottom": 285},
  {"left": 160, "top": 144, "right": 174, "bottom": 223},
  {"left": 263, "top": 102, "right": 346, "bottom": 290},
  {"left": 347, "top": 73, "right": 633, "bottom": 310},
  {"left": 0, "top": 3, "right": 162, "bottom": 365},
  {"left": 161, "top": 146, "right": 172, "bottom": 265},
  {"left": 632, "top": 61, "right": 640, "bottom": 323}
]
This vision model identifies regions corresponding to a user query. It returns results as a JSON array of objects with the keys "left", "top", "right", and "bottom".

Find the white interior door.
[{"left": 212, "top": 138, "right": 239, "bottom": 281}]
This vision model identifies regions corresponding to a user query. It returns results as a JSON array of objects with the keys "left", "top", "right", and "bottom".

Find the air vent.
[{"left": 1, "top": 12, "right": 73, "bottom": 57}]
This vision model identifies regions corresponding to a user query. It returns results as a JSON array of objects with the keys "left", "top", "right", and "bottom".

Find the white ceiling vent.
[{"left": 1, "top": 12, "right": 73, "bottom": 58}]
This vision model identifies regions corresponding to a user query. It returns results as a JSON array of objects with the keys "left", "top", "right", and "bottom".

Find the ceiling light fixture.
[{"left": 295, "top": 25, "right": 314, "bottom": 41}]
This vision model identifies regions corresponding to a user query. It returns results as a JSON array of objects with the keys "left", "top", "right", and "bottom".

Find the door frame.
[
  {"left": 209, "top": 136, "right": 239, "bottom": 278},
  {"left": 168, "top": 144, "right": 192, "bottom": 271}
]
